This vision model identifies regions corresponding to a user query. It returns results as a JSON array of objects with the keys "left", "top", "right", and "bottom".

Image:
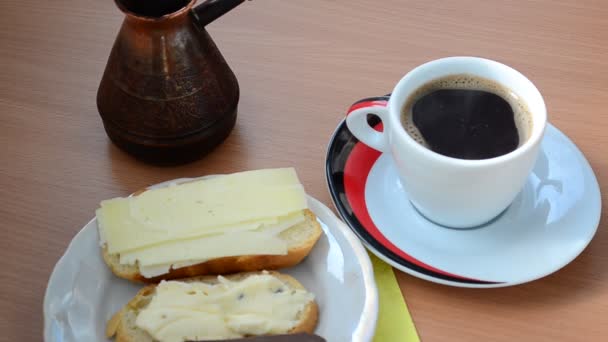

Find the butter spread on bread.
[
  {"left": 96, "top": 168, "right": 317, "bottom": 278},
  {"left": 106, "top": 272, "right": 319, "bottom": 342}
]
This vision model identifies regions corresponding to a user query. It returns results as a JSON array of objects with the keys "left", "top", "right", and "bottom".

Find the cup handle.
[{"left": 346, "top": 98, "right": 391, "bottom": 152}]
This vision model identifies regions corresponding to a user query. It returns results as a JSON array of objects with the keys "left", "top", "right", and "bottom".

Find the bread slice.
[
  {"left": 102, "top": 209, "right": 322, "bottom": 283},
  {"left": 106, "top": 272, "right": 319, "bottom": 342}
]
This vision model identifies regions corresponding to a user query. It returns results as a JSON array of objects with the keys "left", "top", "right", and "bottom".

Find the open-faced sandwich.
[{"left": 106, "top": 272, "right": 319, "bottom": 342}]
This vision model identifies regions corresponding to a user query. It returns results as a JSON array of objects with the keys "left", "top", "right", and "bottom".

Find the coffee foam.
[{"left": 401, "top": 74, "right": 533, "bottom": 149}]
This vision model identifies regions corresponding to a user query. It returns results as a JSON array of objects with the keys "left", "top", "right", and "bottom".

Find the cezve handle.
[{"left": 192, "top": 0, "right": 248, "bottom": 27}]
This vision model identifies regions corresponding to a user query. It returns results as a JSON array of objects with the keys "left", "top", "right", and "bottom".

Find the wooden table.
[{"left": 2, "top": 0, "right": 607, "bottom": 340}]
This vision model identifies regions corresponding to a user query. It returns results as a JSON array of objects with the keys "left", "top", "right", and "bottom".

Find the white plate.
[
  {"left": 327, "top": 110, "right": 602, "bottom": 288},
  {"left": 43, "top": 180, "right": 378, "bottom": 342}
]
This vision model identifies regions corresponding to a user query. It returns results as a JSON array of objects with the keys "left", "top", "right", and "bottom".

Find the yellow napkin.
[{"left": 371, "top": 253, "right": 420, "bottom": 342}]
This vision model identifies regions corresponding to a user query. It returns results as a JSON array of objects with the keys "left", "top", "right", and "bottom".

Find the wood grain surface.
[{"left": 1, "top": 0, "right": 607, "bottom": 341}]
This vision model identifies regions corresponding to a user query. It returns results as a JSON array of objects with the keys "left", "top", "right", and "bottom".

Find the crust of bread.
[
  {"left": 101, "top": 209, "right": 322, "bottom": 283},
  {"left": 106, "top": 272, "right": 319, "bottom": 341}
]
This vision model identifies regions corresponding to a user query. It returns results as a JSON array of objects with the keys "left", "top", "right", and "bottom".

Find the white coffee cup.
[{"left": 346, "top": 57, "right": 547, "bottom": 228}]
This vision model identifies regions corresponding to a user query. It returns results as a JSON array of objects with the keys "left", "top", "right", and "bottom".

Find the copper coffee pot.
[{"left": 97, "top": 0, "right": 247, "bottom": 164}]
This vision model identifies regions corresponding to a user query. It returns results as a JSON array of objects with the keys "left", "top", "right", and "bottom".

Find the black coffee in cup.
[{"left": 400, "top": 74, "right": 532, "bottom": 160}]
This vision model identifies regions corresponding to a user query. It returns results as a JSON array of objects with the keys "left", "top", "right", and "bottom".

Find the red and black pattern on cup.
[{"left": 326, "top": 96, "right": 501, "bottom": 285}]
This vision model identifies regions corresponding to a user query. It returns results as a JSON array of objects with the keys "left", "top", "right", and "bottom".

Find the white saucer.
[{"left": 326, "top": 100, "right": 601, "bottom": 288}]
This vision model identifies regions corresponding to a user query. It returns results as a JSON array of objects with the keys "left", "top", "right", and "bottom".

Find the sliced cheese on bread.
[
  {"left": 96, "top": 168, "right": 323, "bottom": 282},
  {"left": 98, "top": 169, "right": 307, "bottom": 254}
]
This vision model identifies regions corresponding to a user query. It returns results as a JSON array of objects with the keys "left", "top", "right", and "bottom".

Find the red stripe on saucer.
[{"left": 347, "top": 100, "right": 389, "bottom": 114}]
